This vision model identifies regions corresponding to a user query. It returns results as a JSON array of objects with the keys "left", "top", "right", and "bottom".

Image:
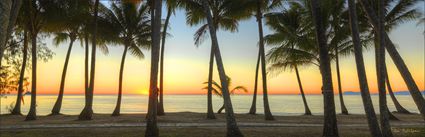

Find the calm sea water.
[{"left": 0, "top": 94, "right": 419, "bottom": 115}]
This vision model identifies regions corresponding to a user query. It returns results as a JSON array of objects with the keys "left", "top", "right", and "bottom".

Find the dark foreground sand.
[{"left": 0, "top": 112, "right": 424, "bottom": 137}]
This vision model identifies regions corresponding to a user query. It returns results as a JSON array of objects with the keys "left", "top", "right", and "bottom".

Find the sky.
[{"left": 18, "top": 2, "right": 425, "bottom": 95}]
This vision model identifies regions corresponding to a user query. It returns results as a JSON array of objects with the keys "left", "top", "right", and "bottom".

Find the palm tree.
[
  {"left": 310, "top": 0, "right": 339, "bottom": 136},
  {"left": 11, "top": 13, "right": 29, "bottom": 115},
  {"left": 246, "top": 0, "right": 282, "bottom": 120},
  {"left": 347, "top": 0, "right": 382, "bottom": 136},
  {"left": 158, "top": 0, "right": 179, "bottom": 116},
  {"left": 102, "top": 1, "right": 151, "bottom": 116},
  {"left": 375, "top": 0, "right": 393, "bottom": 136},
  {"left": 179, "top": 0, "right": 251, "bottom": 119},
  {"left": 11, "top": 32, "right": 28, "bottom": 115},
  {"left": 324, "top": 0, "right": 356, "bottom": 115},
  {"left": 203, "top": 76, "right": 248, "bottom": 114},
  {"left": 145, "top": 0, "right": 161, "bottom": 136},
  {"left": 199, "top": 0, "right": 244, "bottom": 136},
  {"left": 79, "top": 0, "right": 100, "bottom": 120},
  {"left": 264, "top": 8, "right": 316, "bottom": 115},
  {"left": 359, "top": 0, "right": 425, "bottom": 121},
  {"left": 24, "top": 0, "right": 47, "bottom": 121},
  {"left": 44, "top": 0, "right": 92, "bottom": 115}
]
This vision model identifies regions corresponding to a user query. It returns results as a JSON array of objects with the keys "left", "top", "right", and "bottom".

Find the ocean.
[{"left": 0, "top": 94, "right": 419, "bottom": 115}]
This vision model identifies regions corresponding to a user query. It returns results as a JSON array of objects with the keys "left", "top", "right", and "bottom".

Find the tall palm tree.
[
  {"left": 325, "top": 0, "right": 356, "bottom": 115},
  {"left": 310, "top": 0, "right": 339, "bottom": 136},
  {"left": 10, "top": 8, "right": 30, "bottom": 115},
  {"left": 375, "top": 0, "right": 393, "bottom": 135},
  {"left": 359, "top": 0, "right": 425, "bottom": 121},
  {"left": 79, "top": 0, "right": 100, "bottom": 120},
  {"left": 246, "top": 0, "right": 282, "bottom": 120},
  {"left": 24, "top": 0, "right": 48, "bottom": 121},
  {"left": 179, "top": 0, "right": 251, "bottom": 119},
  {"left": 102, "top": 1, "right": 151, "bottom": 116},
  {"left": 11, "top": 27, "right": 28, "bottom": 115},
  {"left": 347, "top": 0, "right": 382, "bottom": 136},
  {"left": 264, "top": 8, "right": 316, "bottom": 115},
  {"left": 145, "top": 0, "right": 161, "bottom": 136},
  {"left": 203, "top": 76, "right": 248, "bottom": 113},
  {"left": 200, "top": 0, "right": 244, "bottom": 136},
  {"left": 158, "top": 0, "right": 178, "bottom": 116}
]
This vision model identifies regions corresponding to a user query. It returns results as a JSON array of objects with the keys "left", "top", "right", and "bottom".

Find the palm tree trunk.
[
  {"left": 295, "top": 65, "right": 311, "bottom": 115},
  {"left": 359, "top": 0, "right": 425, "bottom": 121},
  {"left": 51, "top": 36, "right": 76, "bottom": 115},
  {"left": 25, "top": 32, "right": 37, "bottom": 121},
  {"left": 12, "top": 29, "right": 28, "bottom": 115},
  {"left": 248, "top": 48, "right": 260, "bottom": 115},
  {"left": 256, "top": 0, "right": 274, "bottom": 121},
  {"left": 207, "top": 45, "right": 216, "bottom": 119},
  {"left": 385, "top": 68, "right": 410, "bottom": 114},
  {"left": 375, "top": 45, "right": 393, "bottom": 136},
  {"left": 112, "top": 44, "right": 128, "bottom": 116},
  {"left": 218, "top": 103, "right": 225, "bottom": 114},
  {"left": 347, "top": 0, "right": 382, "bottom": 136},
  {"left": 376, "top": 0, "right": 393, "bottom": 135},
  {"left": 201, "top": 1, "right": 243, "bottom": 136},
  {"left": 145, "top": 0, "right": 162, "bottom": 136},
  {"left": 374, "top": 32, "right": 400, "bottom": 123},
  {"left": 79, "top": 0, "right": 100, "bottom": 120},
  {"left": 335, "top": 48, "right": 348, "bottom": 115},
  {"left": 158, "top": 7, "right": 172, "bottom": 117},
  {"left": 84, "top": 33, "right": 89, "bottom": 102},
  {"left": 310, "top": 0, "right": 339, "bottom": 136}
]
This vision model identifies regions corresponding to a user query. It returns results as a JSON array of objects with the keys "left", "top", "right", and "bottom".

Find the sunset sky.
[{"left": 18, "top": 3, "right": 425, "bottom": 95}]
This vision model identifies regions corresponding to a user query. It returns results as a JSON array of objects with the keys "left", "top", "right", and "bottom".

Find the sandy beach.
[{"left": 1, "top": 112, "right": 424, "bottom": 137}]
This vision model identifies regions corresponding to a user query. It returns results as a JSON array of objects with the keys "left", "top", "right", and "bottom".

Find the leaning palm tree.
[
  {"left": 359, "top": 0, "right": 425, "bottom": 121},
  {"left": 158, "top": 0, "right": 179, "bottom": 116},
  {"left": 264, "top": 7, "right": 316, "bottom": 115},
  {"left": 385, "top": 70, "right": 410, "bottom": 114},
  {"left": 310, "top": 0, "right": 339, "bottom": 136},
  {"left": 203, "top": 76, "right": 248, "bottom": 114},
  {"left": 102, "top": 1, "right": 151, "bottom": 116},
  {"left": 11, "top": 7, "right": 29, "bottom": 115},
  {"left": 199, "top": 0, "right": 244, "bottom": 136},
  {"left": 179, "top": 0, "right": 251, "bottom": 119},
  {"left": 347, "top": 0, "right": 382, "bottom": 136},
  {"left": 11, "top": 30, "right": 28, "bottom": 115}
]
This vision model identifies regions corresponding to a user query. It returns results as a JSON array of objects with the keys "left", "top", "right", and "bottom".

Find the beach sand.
[{"left": 0, "top": 112, "right": 424, "bottom": 137}]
